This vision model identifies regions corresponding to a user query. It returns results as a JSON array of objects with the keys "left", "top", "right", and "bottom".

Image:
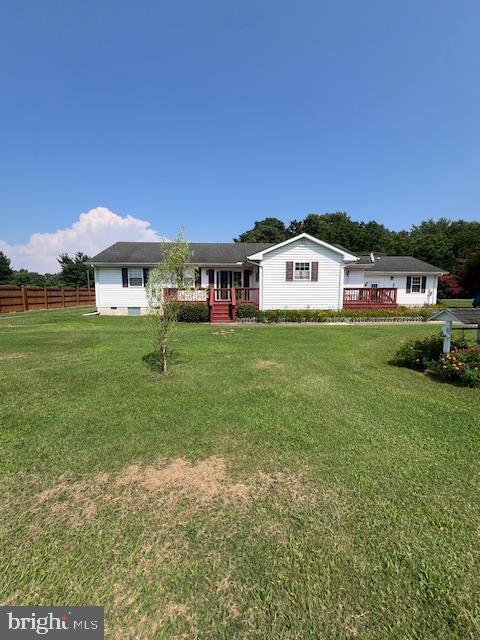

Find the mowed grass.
[
  {"left": 440, "top": 298, "right": 474, "bottom": 307},
  {"left": 0, "top": 308, "right": 479, "bottom": 639}
]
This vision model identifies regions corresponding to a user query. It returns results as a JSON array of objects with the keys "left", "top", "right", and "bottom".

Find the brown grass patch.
[
  {"left": 33, "top": 457, "right": 321, "bottom": 532},
  {"left": 0, "top": 353, "right": 27, "bottom": 362},
  {"left": 115, "top": 456, "right": 251, "bottom": 506},
  {"left": 254, "top": 359, "right": 283, "bottom": 369}
]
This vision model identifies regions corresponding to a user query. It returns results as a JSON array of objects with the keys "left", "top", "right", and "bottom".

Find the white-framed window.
[
  {"left": 411, "top": 276, "right": 421, "bottom": 293},
  {"left": 294, "top": 262, "right": 310, "bottom": 280},
  {"left": 128, "top": 268, "right": 143, "bottom": 287}
]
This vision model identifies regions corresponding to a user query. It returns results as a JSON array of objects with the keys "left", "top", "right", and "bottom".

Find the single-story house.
[{"left": 87, "top": 233, "right": 446, "bottom": 322}]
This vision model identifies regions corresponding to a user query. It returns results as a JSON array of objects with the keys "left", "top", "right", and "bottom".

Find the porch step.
[{"left": 210, "top": 302, "right": 233, "bottom": 323}]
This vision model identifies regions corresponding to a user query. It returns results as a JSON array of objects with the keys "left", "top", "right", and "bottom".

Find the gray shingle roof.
[
  {"left": 357, "top": 255, "right": 445, "bottom": 273},
  {"left": 429, "top": 308, "right": 480, "bottom": 324},
  {"left": 88, "top": 241, "right": 446, "bottom": 273},
  {"left": 88, "top": 242, "right": 274, "bottom": 265}
]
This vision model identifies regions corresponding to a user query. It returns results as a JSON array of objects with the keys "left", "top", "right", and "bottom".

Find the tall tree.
[
  {"left": 0, "top": 251, "right": 13, "bottom": 284},
  {"left": 235, "top": 217, "right": 288, "bottom": 243},
  {"left": 461, "top": 247, "right": 480, "bottom": 296},
  {"left": 58, "top": 252, "right": 93, "bottom": 287},
  {"left": 11, "top": 270, "right": 46, "bottom": 287}
]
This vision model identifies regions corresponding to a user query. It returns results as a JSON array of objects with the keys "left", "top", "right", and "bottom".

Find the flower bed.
[
  {"left": 392, "top": 334, "right": 480, "bottom": 387},
  {"left": 427, "top": 347, "right": 480, "bottom": 387}
]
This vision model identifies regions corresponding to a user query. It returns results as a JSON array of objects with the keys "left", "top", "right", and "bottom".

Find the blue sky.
[{"left": 1, "top": 0, "right": 479, "bottom": 269}]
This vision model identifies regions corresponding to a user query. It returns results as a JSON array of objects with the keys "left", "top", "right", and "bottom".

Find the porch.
[
  {"left": 163, "top": 287, "right": 260, "bottom": 323},
  {"left": 343, "top": 287, "right": 397, "bottom": 309}
]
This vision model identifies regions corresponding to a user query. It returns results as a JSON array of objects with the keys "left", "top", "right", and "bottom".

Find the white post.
[{"left": 442, "top": 320, "right": 452, "bottom": 354}]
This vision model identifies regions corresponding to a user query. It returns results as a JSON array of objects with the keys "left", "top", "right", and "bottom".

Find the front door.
[{"left": 216, "top": 271, "right": 231, "bottom": 300}]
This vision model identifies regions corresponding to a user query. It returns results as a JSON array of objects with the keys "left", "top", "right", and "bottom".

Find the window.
[
  {"left": 411, "top": 276, "right": 421, "bottom": 293},
  {"left": 370, "top": 283, "right": 378, "bottom": 288},
  {"left": 128, "top": 268, "right": 143, "bottom": 287},
  {"left": 294, "top": 262, "right": 310, "bottom": 280},
  {"left": 233, "top": 271, "right": 242, "bottom": 287},
  {"left": 128, "top": 307, "right": 141, "bottom": 316}
]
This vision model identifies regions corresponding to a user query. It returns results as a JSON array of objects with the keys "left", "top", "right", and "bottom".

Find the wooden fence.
[{"left": 0, "top": 285, "right": 96, "bottom": 314}]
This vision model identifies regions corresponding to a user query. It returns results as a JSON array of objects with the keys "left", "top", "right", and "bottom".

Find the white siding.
[
  {"left": 260, "top": 238, "right": 344, "bottom": 310},
  {"left": 344, "top": 269, "right": 365, "bottom": 286},
  {"left": 95, "top": 267, "right": 148, "bottom": 312},
  {"left": 368, "top": 272, "right": 438, "bottom": 306}
]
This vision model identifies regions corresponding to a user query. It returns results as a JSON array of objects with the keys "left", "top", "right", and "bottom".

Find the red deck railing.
[
  {"left": 164, "top": 287, "right": 260, "bottom": 311},
  {"left": 343, "top": 287, "right": 397, "bottom": 308}
]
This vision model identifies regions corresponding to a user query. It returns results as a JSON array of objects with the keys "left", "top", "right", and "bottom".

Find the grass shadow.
[{"left": 142, "top": 349, "right": 186, "bottom": 373}]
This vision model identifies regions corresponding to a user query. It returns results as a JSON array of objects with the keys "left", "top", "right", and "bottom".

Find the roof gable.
[
  {"left": 429, "top": 308, "right": 480, "bottom": 324},
  {"left": 247, "top": 233, "right": 358, "bottom": 261}
]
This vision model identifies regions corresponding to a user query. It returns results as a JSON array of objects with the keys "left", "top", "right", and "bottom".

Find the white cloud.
[{"left": 0, "top": 207, "right": 168, "bottom": 273}]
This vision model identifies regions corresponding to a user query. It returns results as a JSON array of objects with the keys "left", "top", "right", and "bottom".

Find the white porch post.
[
  {"left": 259, "top": 264, "right": 263, "bottom": 310},
  {"left": 442, "top": 320, "right": 452, "bottom": 354}
]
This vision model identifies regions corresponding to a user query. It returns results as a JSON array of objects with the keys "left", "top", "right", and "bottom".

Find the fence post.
[
  {"left": 76, "top": 287, "right": 80, "bottom": 305},
  {"left": 62, "top": 288, "right": 66, "bottom": 308},
  {"left": 21, "top": 286, "right": 28, "bottom": 311},
  {"left": 44, "top": 287, "right": 48, "bottom": 309}
]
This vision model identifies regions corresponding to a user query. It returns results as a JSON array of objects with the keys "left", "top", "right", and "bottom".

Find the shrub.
[
  {"left": 427, "top": 347, "right": 480, "bottom": 387},
  {"left": 392, "top": 334, "right": 465, "bottom": 370},
  {"left": 175, "top": 303, "right": 209, "bottom": 323},
  {"left": 236, "top": 303, "right": 257, "bottom": 319},
  {"left": 244, "top": 305, "right": 445, "bottom": 324}
]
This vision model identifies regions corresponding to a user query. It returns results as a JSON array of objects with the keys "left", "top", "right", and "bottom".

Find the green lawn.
[
  {"left": 1, "top": 309, "right": 479, "bottom": 639},
  {"left": 440, "top": 298, "right": 474, "bottom": 307}
]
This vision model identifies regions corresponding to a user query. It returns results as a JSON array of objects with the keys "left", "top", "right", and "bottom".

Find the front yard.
[{"left": 1, "top": 309, "right": 479, "bottom": 639}]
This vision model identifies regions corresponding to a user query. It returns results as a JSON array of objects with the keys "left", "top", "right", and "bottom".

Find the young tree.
[
  {"left": 146, "top": 230, "right": 192, "bottom": 374},
  {"left": 0, "top": 251, "right": 13, "bottom": 284}
]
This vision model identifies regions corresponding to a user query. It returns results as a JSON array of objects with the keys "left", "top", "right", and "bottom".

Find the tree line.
[
  {"left": 235, "top": 212, "right": 480, "bottom": 296},
  {"left": 0, "top": 252, "right": 93, "bottom": 288}
]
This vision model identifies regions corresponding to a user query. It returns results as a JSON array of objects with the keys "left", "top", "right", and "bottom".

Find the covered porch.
[{"left": 163, "top": 287, "right": 260, "bottom": 323}]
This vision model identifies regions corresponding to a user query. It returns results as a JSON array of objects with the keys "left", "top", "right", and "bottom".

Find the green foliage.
[
  {"left": 462, "top": 246, "right": 480, "bottom": 297},
  {"left": 241, "top": 305, "right": 444, "bottom": 324},
  {"left": 236, "top": 303, "right": 257, "bottom": 319},
  {"left": 235, "top": 217, "right": 288, "bottom": 243},
  {"left": 427, "top": 348, "right": 480, "bottom": 387},
  {"left": 0, "top": 251, "right": 13, "bottom": 284},
  {"left": 175, "top": 303, "right": 209, "bottom": 323},
  {"left": 58, "top": 252, "right": 93, "bottom": 287},
  {"left": 11, "top": 269, "right": 47, "bottom": 287},
  {"left": 392, "top": 334, "right": 465, "bottom": 370}
]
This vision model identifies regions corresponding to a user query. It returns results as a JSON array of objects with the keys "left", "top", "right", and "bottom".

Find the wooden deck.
[{"left": 343, "top": 287, "right": 397, "bottom": 309}]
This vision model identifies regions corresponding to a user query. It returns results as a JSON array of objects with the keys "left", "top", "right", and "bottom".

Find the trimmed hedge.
[
  {"left": 236, "top": 303, "right": 257, "bottom": 319},
  {"left": 238, "top": 305, "right": 445, "bottom": 324},
  {"left": 175, "top": 303, "right": 209, "bottom": 323}
]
